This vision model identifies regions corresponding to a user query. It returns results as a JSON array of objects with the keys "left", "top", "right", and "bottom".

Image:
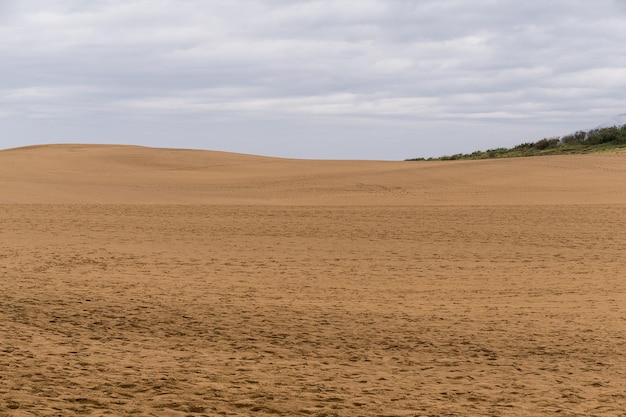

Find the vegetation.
[{"left": 407, "top": 124, "right": 626, "bottom": 161}]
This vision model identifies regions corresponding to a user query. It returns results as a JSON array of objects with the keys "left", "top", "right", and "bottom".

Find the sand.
[{"left": 1, "top": 144, "right": 625, "bottom": 416}]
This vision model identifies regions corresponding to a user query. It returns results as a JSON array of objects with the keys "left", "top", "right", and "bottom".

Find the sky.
[{"left": 1, "top": 0, "right": 626, "bottom": 160}]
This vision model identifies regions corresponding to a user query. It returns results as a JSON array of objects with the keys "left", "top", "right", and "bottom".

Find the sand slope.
[
  {"left": 1, "top": 145, "right": 625, "bottom": 416},
  {"left": 2, "top": 144, "right": 626, "bottom": 204}
]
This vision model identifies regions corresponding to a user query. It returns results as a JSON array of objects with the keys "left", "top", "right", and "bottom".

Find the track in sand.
[{"left": 1, "top": 145, "right": 625, "bottom": 416}]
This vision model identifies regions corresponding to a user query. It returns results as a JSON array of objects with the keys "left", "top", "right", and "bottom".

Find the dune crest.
[{"left": 2, "top": 143, "right": 626, "bottom": 204}]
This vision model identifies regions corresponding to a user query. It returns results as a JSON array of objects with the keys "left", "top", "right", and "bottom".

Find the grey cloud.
[{"left": 1, "top": 0, "right": 626, "bottom": 158}]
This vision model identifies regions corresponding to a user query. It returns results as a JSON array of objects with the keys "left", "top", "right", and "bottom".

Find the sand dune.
[
  {"left": 1, "top": 144, "right": 625, "bottom": 416},
  {"left": 2, "top": 144, "right": 626, "bottom": 204}
]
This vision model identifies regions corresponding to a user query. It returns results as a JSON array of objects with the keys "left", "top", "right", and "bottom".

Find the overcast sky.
[{"left": 1, "top": 0, "right": 626, "bottom": 159}]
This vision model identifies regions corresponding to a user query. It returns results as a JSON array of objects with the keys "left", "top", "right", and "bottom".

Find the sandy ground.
[{"left": 1, "top": 144, "right": 625, "bottom": 416}]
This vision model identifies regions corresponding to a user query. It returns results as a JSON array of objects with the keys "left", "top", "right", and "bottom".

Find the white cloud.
[
  {"left": 371, "top": 58, "right": 414, "bottom": 74},
  {"left": 554, "top": 68, "right": 626, "bottom": 89},
  {"left": 1, "top": 86, "right": 84, "bottom": 101},
  {"left": 118, "top": 92, "right": 443, "bottom": 118}
]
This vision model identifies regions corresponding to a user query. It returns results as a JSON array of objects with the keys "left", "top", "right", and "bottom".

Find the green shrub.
[
  {"left": 585, "top": 126, "right": 626, "bottom": 145},
  {"left": 533, "top": 138, "right": 560, "bottom": 150},
  {"left": 514, "top": 142, "right": 534, "bottom": 150},
  {"left": 561, "top": 131, "right": 587, "bottom": 144},
  {"left": 406, "top": 124, "right": 626, "bottom": 161}
]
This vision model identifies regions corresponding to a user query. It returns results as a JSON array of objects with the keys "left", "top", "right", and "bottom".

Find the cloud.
[{"left": 1, "top": 0, "right": 626, "bottom": 158}]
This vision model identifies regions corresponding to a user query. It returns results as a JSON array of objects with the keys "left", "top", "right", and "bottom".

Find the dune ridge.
[
  {"left": 2, "top": 143, "right": 626, "bottom": 205},
  {"left": 1, "top": 144, "right": 625, "bottom": 416}
]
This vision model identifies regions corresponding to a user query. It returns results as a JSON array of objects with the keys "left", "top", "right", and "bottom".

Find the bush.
[
  {"left": 585, "top": 126, "right": 626, "bottom": 145},
  {"left": 532, "top": 138, "right": 560, "bottom": 150},
  {"left": 513, "top": 142, "right": 534, "bottom": 150},
  {"left": 561, "top": 131, "right": 587, "bottom": 144}
]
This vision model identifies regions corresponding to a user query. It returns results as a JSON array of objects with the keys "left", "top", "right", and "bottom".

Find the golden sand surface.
[{"left": 1, "top": 144, "right": 625, "bottom": 416}]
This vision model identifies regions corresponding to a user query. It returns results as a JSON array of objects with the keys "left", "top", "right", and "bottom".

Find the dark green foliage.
[
  {"left": 406, "top": 124, "right": 626, "bottom": 161},
  {"left": 585, "top": 125, "right": 626, "bottom": 145},
  {"left": 513, "top": 142, "right": 535, "bottom": 150},
  {"left": 532, "top": 137, "right": 560, "bottom": 150},
  {"left": 561, "top": 131, "right": 587, "bottom": 144}
]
